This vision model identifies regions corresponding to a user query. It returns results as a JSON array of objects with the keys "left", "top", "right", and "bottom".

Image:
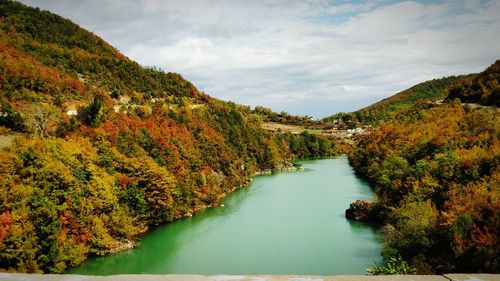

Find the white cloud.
[
  {"left": 19, "top": 0, "right": 500, "bottom": 118},
  {"left": 128, "top": 36, "right": 218, "bottom": 69}
]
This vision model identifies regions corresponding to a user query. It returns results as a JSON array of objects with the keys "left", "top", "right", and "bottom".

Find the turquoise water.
[{"left": 69, "top": 157, "right": 381, "bottom": 275}]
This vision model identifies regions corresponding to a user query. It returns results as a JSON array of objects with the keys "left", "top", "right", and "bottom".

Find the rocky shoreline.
[{"left": 345, "top": 200, "right": 387, "bottom": 224}]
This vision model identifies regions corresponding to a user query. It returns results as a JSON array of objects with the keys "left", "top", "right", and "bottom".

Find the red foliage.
[
  {"left": 463, "top": 159, "right": 473, "bottom": 168},
  {"left": 117, "top": 174, "right": 132, "bottom": 188},
  {"left": 471, "top": 226, "right": 497, "bottom": 249},
  {"left": 80, "top": 230, "right": 92, "bottom": 242},
  {"left": 0, "top": 44, "right": 85, "bottom": 96},
  {"left": 0, "top": 211, "right": 12, "bottom": 244}
]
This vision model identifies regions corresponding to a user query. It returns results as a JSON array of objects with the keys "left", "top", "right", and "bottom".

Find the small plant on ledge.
[{"left": 367, "top": 255, "right": 417, "bottom": 275}]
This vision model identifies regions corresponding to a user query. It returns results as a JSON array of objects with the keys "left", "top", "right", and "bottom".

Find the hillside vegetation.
[
  {"left": 0, "top": 1, "right": 340, "bottom": 273},
  {"left": 323, "top": 75, "right": 469, "bottom": 126},
  {"left": 447, "top": 60, "right": 500, "bottom": 106},
  {"left": 348, "top": 62, "right": 500, "bottom": 273}
]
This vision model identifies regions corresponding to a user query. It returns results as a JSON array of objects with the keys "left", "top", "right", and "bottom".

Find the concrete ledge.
[
  {"left": 0, "top": 274, "right": 498, "bottom": 281},
  {"left": 444, "top": 274, "right": 499, "bottom": 281}
]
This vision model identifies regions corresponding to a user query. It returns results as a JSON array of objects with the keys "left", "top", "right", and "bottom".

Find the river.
[{"left": 69, "top": 157, "right": 382, "bottom": 275}]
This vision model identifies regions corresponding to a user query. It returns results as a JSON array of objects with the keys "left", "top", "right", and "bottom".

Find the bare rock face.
[{"left": 345, "top": 200, "right": 374, "bottom": 221}]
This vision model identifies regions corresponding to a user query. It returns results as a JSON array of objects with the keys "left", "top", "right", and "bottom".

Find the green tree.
[{"left": 78, "top": 96, "right": 106, "bottom": 127}]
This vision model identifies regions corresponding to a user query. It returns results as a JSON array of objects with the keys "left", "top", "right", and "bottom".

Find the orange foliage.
[
  {"left": 117, "top": 174, "right": 132, "bottom": 188},
  {"left": 0, "top": 43, "right": 85, "bottom": 95}
]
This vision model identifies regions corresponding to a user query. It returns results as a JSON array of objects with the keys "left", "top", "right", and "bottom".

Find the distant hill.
[
  {"left": 0, "top": 1, "right": 339, "bottom": 273},
  {"left": 446, "top": 60, "right": 500, "bottom": 107},
  {"left": 356, "top": 75, "right": 470, "bottom": 123},
  {"left": 323, "top": 75, "right": 470, "bottom": 125},
  {"left": 323, "top": 61, "right": 500, "bottom": 126}
]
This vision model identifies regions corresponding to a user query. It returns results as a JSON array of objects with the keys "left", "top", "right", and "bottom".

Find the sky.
[{"left": 19, "top": 0, "right": 500, "bottom": 118}]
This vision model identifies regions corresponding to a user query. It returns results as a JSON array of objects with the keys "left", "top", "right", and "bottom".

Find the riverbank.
[
  {"left": 68, "top": 158, "right": 381, "bottom": 275},
  {"left": 0, "top": 273, "right": 498, "bottom": 281},
  {"left": 107, "top": 161, "right": 300, "bottom": 253}
]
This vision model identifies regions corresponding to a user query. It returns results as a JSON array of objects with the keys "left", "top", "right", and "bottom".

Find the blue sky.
[{"left": 19, "top": 0, "right": 500, "bottom": 118}]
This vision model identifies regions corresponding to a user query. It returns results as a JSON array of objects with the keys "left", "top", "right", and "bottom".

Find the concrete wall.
[{"left": 0, "top": 274, "right": 499, "bottom": 281}]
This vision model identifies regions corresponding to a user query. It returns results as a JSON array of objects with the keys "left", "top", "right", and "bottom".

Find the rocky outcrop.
[
  {"left": 345, "top": 200, "right": 374, "bottom": 221},
  {"left": 109, "top": 240, "right": 135, "bottom": 253},
  {"left": 345, "top": 200, "right": 389, "bottom": 224}
]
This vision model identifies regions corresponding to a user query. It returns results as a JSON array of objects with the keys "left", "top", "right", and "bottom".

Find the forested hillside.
[
  {"left": 348, "top": 62, "right": 500, "bottom": 273},
  {"left": 447, "top": 60, "right": 500, "bottom": 106},
  {"left": 0, "top": 1, "right": 338, "bottom": 273},
  {"left": 323, "top": 75, "right": 469, "bottom": 126}
]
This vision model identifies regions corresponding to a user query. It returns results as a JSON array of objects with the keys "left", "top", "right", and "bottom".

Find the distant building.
[{"left": 347, "top": 128, "right": 364, "bottom": 134}]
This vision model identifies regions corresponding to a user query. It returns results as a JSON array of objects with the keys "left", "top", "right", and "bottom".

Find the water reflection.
[{"left": 69, "top": 157, "right": 382, "bottom": 275}]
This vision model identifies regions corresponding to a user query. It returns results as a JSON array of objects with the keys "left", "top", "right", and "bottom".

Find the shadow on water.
[
  {"left": 68, "top": 220, "right": 185, "bottom": 274},
  {"left": 345, "top": 217, "right": 382, "bottom": 263},
  {"left": 347, "top": 218, "right": 379, "bottom": 233}
]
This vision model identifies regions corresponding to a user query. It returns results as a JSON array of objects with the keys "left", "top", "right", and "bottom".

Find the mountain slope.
[
  {"left": 0, "top": 0, "right": 206, "bottom": 104},
  {"left": 323, "top": 60, "right": 500, "bottom": 127},
  {"left": 447, "top": 60, "right": 500, "bottom": 106},
  {"left": 357, "top": 75, "right": 468, "bottom": 123},
  {"left": 323, "top": 75, "right": 469, "bottom": 126},
  {"left": 348, "top": 62, "right": 500, "bottom": 273},
  {"left": 0, "top": 1, "right": 339, "bottom": 273}
]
